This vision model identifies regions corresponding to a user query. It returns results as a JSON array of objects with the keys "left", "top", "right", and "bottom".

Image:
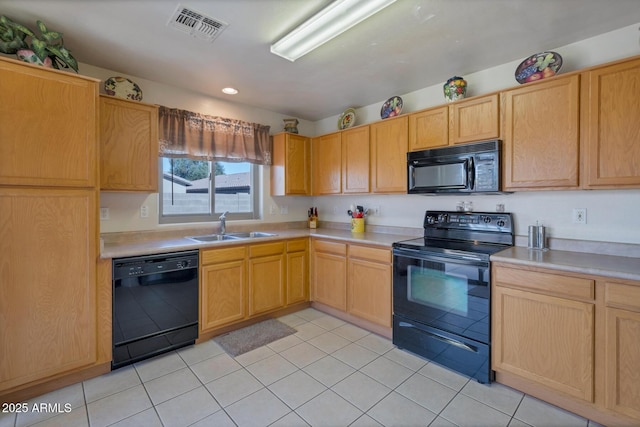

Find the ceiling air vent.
[{"left": 168, "top": 4, "right": 228, "bottom": 42}]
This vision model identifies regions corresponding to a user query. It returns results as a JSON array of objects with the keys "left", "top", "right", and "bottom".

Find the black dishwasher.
[{"left": 112, "top": 250, "right": 199, "bottom": 369}]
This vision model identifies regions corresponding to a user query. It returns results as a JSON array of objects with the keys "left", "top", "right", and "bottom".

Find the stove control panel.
[{"left": 424, "top": 211, "right": 512, "bottom": 232}]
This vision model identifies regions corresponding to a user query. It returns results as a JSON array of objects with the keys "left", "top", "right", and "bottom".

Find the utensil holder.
[{"left": 351, "top": 218, "right": 365, "bottom": 233}]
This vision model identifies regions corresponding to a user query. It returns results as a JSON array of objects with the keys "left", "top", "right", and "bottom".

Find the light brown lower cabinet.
[
  {"left": 0, "top": 188, "right": 110, "bottom": 402},
  {"left": 492, "top": 262, "right": 640, "bottom": 426},
  {"left": 311, "top": 240, "right": 348, "bottom": 311},
  {"left": 347, "top": 245, "right": 392, "bottom": 327},
  {"left": 248, "top": 242, "right": 286, "bottom": 316},
  {"left": 200, "top": 238, "right": 310, "bottom": 336},
  {"left": 312, "top": 239, "right": 392, "bottom": 328},
  {"left": 603, "top": 282, "right": 640, "bottom": 420},
  {"left": 200, "top": 246, "right": 248, "bottom": 333},
  {"left": 286, "top": 239, "right": 309, "bottom": 305}
]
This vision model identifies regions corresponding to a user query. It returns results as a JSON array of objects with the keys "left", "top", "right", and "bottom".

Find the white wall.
[{"left": 96, "top": 23, "right": 640, "bottom": 244}]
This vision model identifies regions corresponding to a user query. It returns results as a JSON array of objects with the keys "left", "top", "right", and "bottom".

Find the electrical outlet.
[
  {"left": 572, "top": 208, "right": 587, "bottom": 224},
  {"left": 280, "top": 205, "right": 288, "bottom": 215},
  {"left": 333, "top": 206, "right": 338, "bottom": 214},
  {"left": 100, "top": 207, "right": 109, "bottom": 220},
  {"left": 140, "top": 205, "right": 149, "bottom": 218},
  {"left": 269, "top": 205, "right": 277, "bottom": 215},
  {"left": 373, "top": 206, "right": 381, "bottom": 216}
]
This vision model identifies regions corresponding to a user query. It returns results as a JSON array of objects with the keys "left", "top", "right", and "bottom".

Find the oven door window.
[
  {"left": 408, "top": 267, "right": 469, "bottom": 315},
  {"left": 394, "top": 254, "right": 490, "bottom": 342}
]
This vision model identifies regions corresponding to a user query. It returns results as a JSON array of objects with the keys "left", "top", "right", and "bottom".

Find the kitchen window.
[{"left": 159, "top": 157, "right": 260, "bottom": 224}]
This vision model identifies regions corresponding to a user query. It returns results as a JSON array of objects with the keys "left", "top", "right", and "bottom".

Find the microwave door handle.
[{"left": 468, "top": 157, "right": 475, "bottom": 190}]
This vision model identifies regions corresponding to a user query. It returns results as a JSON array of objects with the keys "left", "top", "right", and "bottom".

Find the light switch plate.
[{"left": 100, "top": 207, "right": 109, "bottom": 220}]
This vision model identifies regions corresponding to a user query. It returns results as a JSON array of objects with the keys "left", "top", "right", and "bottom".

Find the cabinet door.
[
  {"left": 342, "top": 126, "right": 370, "bottom": 193},
  {"left": 370, "top": 116, "right": 408, "bottom": 193},
  {"left": 582, "top": 58, "right": 640, "bottom": 188},
  {"left": 0, "top": 58, "right": 98, "bottom": 188},
  {"left": 312, "top": 241, "right": 347, "bottom": 311},
  {"left": 271, "top": 133, "right": 310, "bottom": 195},
  {"left": 248, "top": 243, "right": 285, "bottom": 316},
  {"left": 312, "top": 132, "right": 342, "bottom": 195},
  {"left": 502, "top": 75, "right": 580, "bottom": 189},
  {"left": 449, "top": 94, "right": 499, "bottom": 144},
  {"left": 201, "top": 259, "right": 246, "bottom": 331},
  {"left": 286, "top": 240, "right": 309, "bottom": 305},
  {"left": 0, "top": 188, "right": 97, "bottom": 391},
  {"left": 604, "top": 282, "right": 640, "bottom": 419},
  {"left": 408, "top": 106, "right": 449, "bottom": 151},
  {"left": 347, "top": 246, "right": 392, "bottom": 327},
  {"left": 493, "top": 285, "right": 594, "bottom": 401},
  {"left": 100, "top": 96, "right": 159, "bottom": 192}
]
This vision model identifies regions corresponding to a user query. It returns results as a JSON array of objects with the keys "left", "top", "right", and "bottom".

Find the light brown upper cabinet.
[
  {"left": 370, "top": 116, "right": 408, "bottom": 193},
  {"left": 408, "top": 106, "right": 449, "bottom": 151},
  {"left": 582, "top": 57, "right": 640, "bottom": 189},
  {"left": 312, "top": 132, "right": 342, "bottom": 195},
  {"left": 341, "top": 125, "right": 370, "bottom": 193},
  {"left": 100, "top": 95, "right": 159, "bottom": 192},
  {"left": 502, "top": 74, "right": 580, "bottom": 190},
  {"left": 0, "top": 57, "right": 98, "bottom": 188},
  {"left": 271, "top": 132, "right": 311, "bottom": 195},
  {"left": 408, "top": 94, "right": 499, "bottom": 151},
  {"left": 449, "top": 94, "right": 500, "bottom": 144}
]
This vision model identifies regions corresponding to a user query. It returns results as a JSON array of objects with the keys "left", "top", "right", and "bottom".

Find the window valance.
[{"left": 158, "top": 106, "right": 272, "bottom": 165}]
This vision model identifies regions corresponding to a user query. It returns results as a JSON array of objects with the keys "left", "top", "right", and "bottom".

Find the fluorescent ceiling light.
[
  {"left": 270, "top": 0, "right": 397, "bottom": 62},
  {"left": 222, "top": 87, "right": 238, "bottom": 95}
]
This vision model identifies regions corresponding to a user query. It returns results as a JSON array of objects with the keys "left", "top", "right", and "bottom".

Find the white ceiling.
[{"left": 2, "top": 0, "right": 640, "bottom": 121}]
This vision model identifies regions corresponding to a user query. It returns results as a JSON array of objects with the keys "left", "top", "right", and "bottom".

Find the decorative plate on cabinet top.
[
  {"left": 104, "top": 76, "right": 143, "bottom": 101},
  {"left": 380, "top": 96, "right": 403, "bottom": 119},
  {"left": 515, "top": 51, "right": 563, "bottom": 84},
  {"left": 338, "top": 108, "right": 356, "bottom": 130}
]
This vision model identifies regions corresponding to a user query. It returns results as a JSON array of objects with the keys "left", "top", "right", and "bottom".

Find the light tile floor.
[{"left": 1, "top": 308, "right": 606, "bottom": 427}]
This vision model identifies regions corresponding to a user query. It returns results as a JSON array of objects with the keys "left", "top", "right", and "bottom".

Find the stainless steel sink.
[
  {"left": 226, "top": 231, "right": 277, "bottom": 238},
  {"left": 186, "top": 231, "right": 277, "bottom": 242},
  {"left": 186, "top": 234, "right": 244, "bottom": 242}
]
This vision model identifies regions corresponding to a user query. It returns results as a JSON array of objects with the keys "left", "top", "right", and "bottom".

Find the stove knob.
[
  {"left": 426, "top": 215, "right": 436, "bottom": 224},
  {"left": 438, "top": 214, "right": 448, "bottom": 223},
  {"left": 483, "top": 216, "right": 492, "bottom": 223},
  {"left": 497, "top": 219, "right": 506, "bottom": 227}
]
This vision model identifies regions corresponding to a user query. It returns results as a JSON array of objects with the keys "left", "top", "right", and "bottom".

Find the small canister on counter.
[{"left": 528, "top": 222, "right": 546, "bottom": 249}]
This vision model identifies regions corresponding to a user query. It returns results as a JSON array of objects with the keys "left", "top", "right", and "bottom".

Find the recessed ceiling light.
[{"left": 222, "top": 87, "right": 238, "bottom": 95}]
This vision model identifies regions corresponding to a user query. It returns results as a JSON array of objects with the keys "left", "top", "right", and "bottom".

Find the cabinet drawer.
[
  {"left": 201, "top": 246, "right": 246, "bottom": 265},
  {"left": 313, "top": 239, "right": 347, "bottom": 256},
  {"left": 605, "top": 282, "right": 640, "bottom": 312},
  {"left": 494, "top": 266, "right": 594, "bottom": 300},
  {"left": 287, "top": 239, "right": 308, "bottom": 253},
  {"left": 249, "top": 242, "right": 285, "bottom": 258},
  {"left": 349, "top": 245, "right": 390, "bottom": 263}
]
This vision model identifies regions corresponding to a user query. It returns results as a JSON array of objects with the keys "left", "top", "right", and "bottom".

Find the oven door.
[
  {"left": 392, "top": 247, "right": 490, "bottom": 343},
  {"left": 392, "top": 247, "right": 493, "bottom": 383}
]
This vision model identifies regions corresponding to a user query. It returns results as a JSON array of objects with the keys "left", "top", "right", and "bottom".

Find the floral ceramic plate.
[
  {"left": 515, "top": 51, "right": 563, "bottom": 84},
  {"left": 338, "top": 108, "right": 356, "bottom": 130},
  {"left": 380, "top": 96, "right": 402, "bottom": 119},
  {"left": 104, "top": 76, "right": 143, "bottom": 101}
]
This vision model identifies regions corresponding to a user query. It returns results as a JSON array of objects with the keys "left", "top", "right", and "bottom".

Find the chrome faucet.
[{"left": 219, "top": 211, "right": 229, "bottom": 234}]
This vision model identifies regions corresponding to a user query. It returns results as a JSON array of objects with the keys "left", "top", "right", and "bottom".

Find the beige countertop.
[
  {"left": 491, "top": 246, "right": 640, "bottom": 282},
  {"left": 102, "top": 226, "right": 640, "bottom": 282},
  {"left": 101, "top": 227, "right": 416, "bottom": 259}
]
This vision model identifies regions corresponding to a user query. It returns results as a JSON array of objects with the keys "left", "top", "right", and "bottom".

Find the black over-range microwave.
[{"left": 407, "top": 140, "right": 502, "bottom": 194}]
